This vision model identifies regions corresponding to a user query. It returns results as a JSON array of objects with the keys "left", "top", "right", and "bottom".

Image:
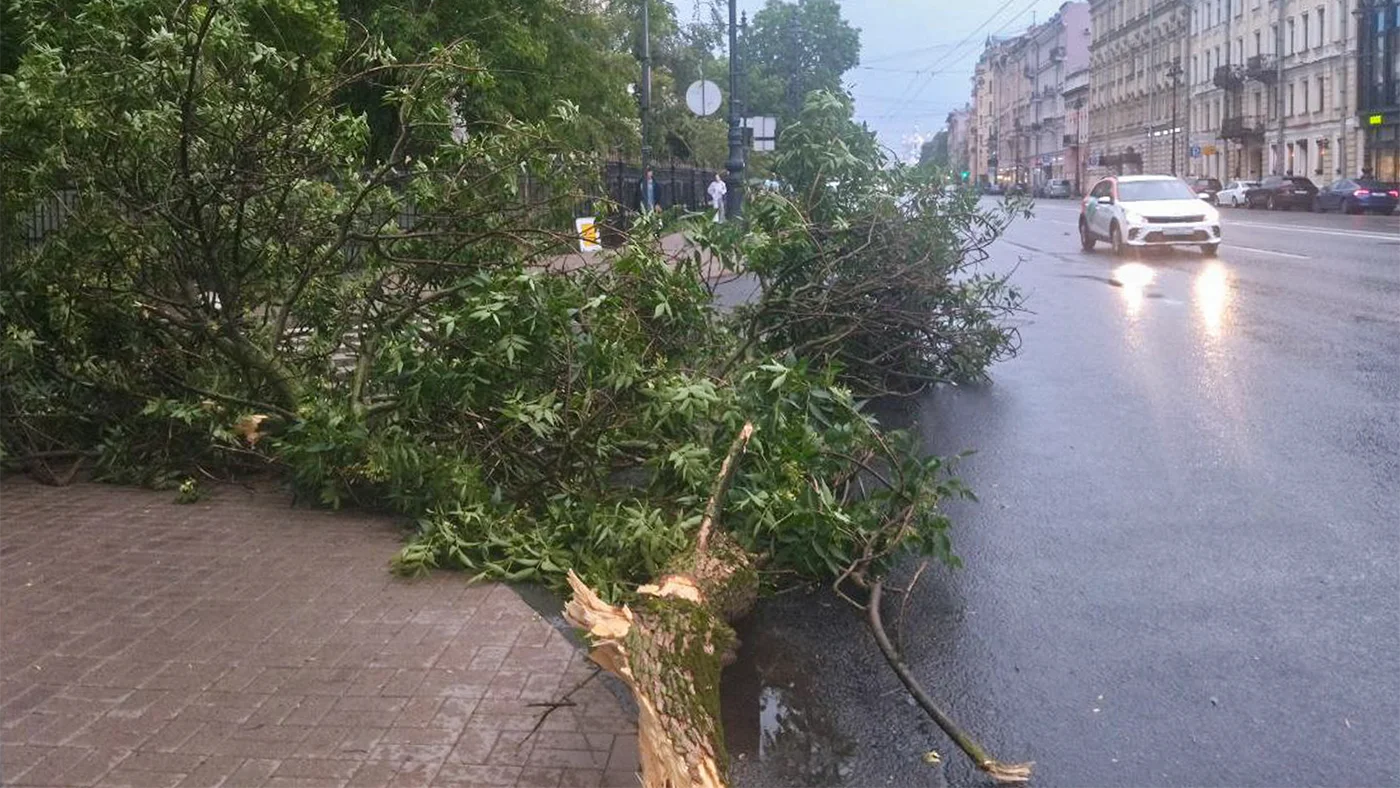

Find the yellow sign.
[
  {"left": 1201, "top": 145, "right": 1218, "bottom": 156},
  {"left": 1369, "top": 114, "right": 1385, "bottom": 126},
  {"left": 575, "top": 217, "right": 601, "bottom": 252}
]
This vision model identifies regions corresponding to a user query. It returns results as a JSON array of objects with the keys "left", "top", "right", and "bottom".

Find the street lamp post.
[
  {"left": 1167, "top": 58, "right": 1183, "bottom": 175},
  {"left": 724, "top": 2, "right": 746, "bottom": 220},
  {"left": 640, "top": 0, "right": 652, "bottom": 174}
]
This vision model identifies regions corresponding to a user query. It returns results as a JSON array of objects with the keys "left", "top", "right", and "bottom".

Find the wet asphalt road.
[{"left": 723, "top": 200, "right": 1400, "bottom": 787}]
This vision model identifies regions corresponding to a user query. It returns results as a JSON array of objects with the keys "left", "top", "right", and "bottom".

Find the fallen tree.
[{"left": 4, "top": 5, "right": 1030, "bottom": 779}]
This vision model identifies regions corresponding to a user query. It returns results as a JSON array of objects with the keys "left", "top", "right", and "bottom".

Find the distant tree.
[
  {"left": 919, "top": 130, "right": 950, "bottom": 168},
  {"left": 337, "top": 0, "right": 638, "bottom": 157},
  {"left": 1, "top": 1, "right": 26, "bottom": 75},
  {"left": 743, "top": 0, "right": 859, "bottom": 125}
]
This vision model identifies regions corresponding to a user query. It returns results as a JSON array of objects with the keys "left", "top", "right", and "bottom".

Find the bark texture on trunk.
[{"left": 564, "top": 423, "right": 757, "bottom": 788}]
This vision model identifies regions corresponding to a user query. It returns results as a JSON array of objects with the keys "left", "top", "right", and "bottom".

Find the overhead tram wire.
[
  {"left": 872, "top": 0, "right": 1025, "bottom": 122},
  {"left": 892, "top": 0, "right": 1045, "bottom": 117}
]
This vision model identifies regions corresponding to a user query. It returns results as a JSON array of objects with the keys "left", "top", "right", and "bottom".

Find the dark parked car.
[
  {"left": 1245, "top": 175, "right": 1318, "bottom": 210},
  {"left": 1313, "top": 178, "right": 1399, "bottom": 214},
  {"left": 1190, "top": 177, "right": 1223, "bottom": 204}
]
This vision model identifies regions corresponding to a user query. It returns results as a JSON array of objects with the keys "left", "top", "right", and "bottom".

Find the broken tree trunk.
[{"left": 564, "top": 423, "right": 758, "bottom": 788}]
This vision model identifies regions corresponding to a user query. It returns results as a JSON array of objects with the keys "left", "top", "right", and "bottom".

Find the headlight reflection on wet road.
[
  {"left": 1194, "top": 261, "right": 1232, "bottom": 337},
  {"left": 1112, "top": 262, "right": 1155, "bottom": 317}
]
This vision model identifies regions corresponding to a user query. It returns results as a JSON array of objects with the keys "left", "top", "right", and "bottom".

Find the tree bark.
[{"left": 564, "top": 423, "right": 757, "bottom": 788}]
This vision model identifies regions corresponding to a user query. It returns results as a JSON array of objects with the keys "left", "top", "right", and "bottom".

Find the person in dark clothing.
[{"left": 637, "top": 168, "right": 659, "bottom": 212}]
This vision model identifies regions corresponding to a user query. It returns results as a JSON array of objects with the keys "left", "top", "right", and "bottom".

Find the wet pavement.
[{"left": 722, "top": 202, "right": 1400, "bottom": 786}]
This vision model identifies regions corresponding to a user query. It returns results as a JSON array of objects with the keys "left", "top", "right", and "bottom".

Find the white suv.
[{"left": 1078, "top": 175, "right": 1223, "bottom": 256}]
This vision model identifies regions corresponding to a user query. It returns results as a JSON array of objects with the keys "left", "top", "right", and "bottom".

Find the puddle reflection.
[
  {"left": 1112, "top": 262, "right": 1156, "bottom": 317},
  {"left": 1194, "top": 261, "right": 1232, "bottom": 337}
]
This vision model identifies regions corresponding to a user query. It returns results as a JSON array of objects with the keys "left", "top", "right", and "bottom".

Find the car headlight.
[{"left": 1123, "top": 209, "right": 1145, "bottom": 225}]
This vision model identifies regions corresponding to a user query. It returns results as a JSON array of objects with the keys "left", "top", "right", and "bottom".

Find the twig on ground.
[
  {"left": 895, "top": 560, "right": 929, "bottom": 654},
  {"left": 867, "top": 581, "right": 1032, "bottom": 784},
  {"left": 522, "top": 665, "right": 602, "bottom": 743}
]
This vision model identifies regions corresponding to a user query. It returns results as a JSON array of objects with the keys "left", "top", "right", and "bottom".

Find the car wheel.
[
  {"left": 1232, "top": 195, "right": 1242, "bottom": 208},
  {"left": 1110, "top": 222, "right": 1127, "bottom": 257},
  {"left": 1079, "top": 219, "right": 1097, "bottom": 251}
]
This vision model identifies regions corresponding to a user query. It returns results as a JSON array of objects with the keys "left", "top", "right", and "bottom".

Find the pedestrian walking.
[
  {"left": 707, "top": 172, "right": 727, "bottom": 223},
  {"left": 637, "top": 168, "right": 659, "bottom": 213}
]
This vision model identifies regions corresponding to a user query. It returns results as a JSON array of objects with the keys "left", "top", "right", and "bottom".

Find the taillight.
[
  {"left": 1389, "top": 190, "right": 1399, "bottom": 198},
  {"left": 1355, "top": 189, "right": 1370, "bottom": 196}
]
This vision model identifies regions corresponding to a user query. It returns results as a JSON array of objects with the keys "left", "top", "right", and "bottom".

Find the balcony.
[
  {"left": 1213, "top": 65, "right": 1245, "bottom": 91},
  {"left": 1245, "top": 54, "right": 1278, "bottom": 83},
  {"left": 1220, "top": 115, "right": 1265, "bottom": 141},
  {"left": 1050, "top": 45, "right": 1066, "bottom": 61}
]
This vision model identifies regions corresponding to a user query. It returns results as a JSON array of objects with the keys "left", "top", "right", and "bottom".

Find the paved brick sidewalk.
[{"left": 0, "top": 480, "right": 638, "bottom": 788}]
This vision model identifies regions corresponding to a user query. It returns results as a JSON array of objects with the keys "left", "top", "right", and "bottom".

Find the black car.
[
  {"left": 1190, "top": 177, "right": 1223, "bottom": 204},
  {"left": 1245, "top": 175, "right": 1318, "bottom": 210}
]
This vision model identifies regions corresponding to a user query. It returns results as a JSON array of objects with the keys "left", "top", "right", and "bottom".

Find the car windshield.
[
  {"left": 1118, "top": 180, "right": 1198, "bottom": 202},
  {"left": 1284, "top": 178, "right": 1314, "bottom": 188}
]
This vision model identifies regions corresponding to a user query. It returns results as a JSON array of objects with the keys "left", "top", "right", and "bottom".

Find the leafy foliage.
[
  {"left": 743, "top": 0, "right": 860, "bottom": 125},
  {"left": 2, "top": 0, "right": 1021, "bottom": 604},
  {"left": 709, "top": 92, "right": 1027, "bottom": 395}
]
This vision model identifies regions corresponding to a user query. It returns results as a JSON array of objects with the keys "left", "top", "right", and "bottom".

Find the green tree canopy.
[
  {"left": 919, "top": 130, "right": 950, "bottom": 169},
  {"left": 743, "top": 0, "right": 859, "bottom": 125}
]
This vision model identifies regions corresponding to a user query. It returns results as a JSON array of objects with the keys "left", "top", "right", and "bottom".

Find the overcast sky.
[{"left": 680, "top": 0, "right": 1075, "bottom": 159}]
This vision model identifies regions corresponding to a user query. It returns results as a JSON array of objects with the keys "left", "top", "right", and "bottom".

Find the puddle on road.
[{"left": 721, "top": 619, "right": 856, "bottom": 786}]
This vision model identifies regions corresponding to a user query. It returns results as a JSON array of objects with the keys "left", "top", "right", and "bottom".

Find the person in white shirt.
[{"left": 707, "top": 172, "right": 727, "bottom": 223}]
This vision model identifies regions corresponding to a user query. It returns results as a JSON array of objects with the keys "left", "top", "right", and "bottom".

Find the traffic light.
[{"left": 961, "top": 170, "right": 970, "bottom": 182}]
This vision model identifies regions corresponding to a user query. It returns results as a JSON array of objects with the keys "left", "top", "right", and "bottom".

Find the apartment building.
[
  {"left": 965, "top": 3, "right": 1090, "bottom": 189},
  {"left": 1024, "top": 3, "right": 1094, "bottom": 188},
  {"left": 947, "top": 106, "right": 973, "bottom": 175},
  {"left": 1357, "top": 0, "right": 1400, "bottom": 180},
  {"left": 1087, "top": 0, "right": 1191, "bottom": 178},
  {"left": 1188, "top": 0, "right": 1364, "bottom": 182},
  {"left": 1063, "top": 67, "right": 1092, "bottom": 191}
]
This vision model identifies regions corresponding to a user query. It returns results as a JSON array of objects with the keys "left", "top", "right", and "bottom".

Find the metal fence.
[
  {"left": 18, "top": 161, "right": 721, "bottom": 250},
  {"left": 602, "top": 161, "right": 720, "bottom": 214}
]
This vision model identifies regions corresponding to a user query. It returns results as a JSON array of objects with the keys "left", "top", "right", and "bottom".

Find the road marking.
[
  {"left": 1221, "top": 219, "right": 1398, "bottom": 241},
  {"left": 1225, "top": 244, "right": 1310, "bottom": 259}
]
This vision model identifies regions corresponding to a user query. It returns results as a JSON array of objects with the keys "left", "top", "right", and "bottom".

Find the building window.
[
  {"left": 1288, "top": 18, "right": 1296, "bottom": 54},
  {"left": 1254, "top": 91, "right": 1263, "bottom": 117},
  {"left": 1302, "top": 14, "right": 1310, "bottom": 51},
  {"left": 1255, "top": 31, "right": 1262, "bottom": 55},
  {"left": 1302, "top": 79, "right": 1310, "bottom": 112},
  {"left": 1338, "top": 0, "right": 1346, "bottom": 41},
  {"left": 1317, "top": 8, "right": 1325, "bottom": 46},
  {"left": 1316, "top": 76, "right": 1325, "bottom": 110},
  {"left": 1288, "top": 82, "right": 1295, "bottom": 115},
  {"left": 1271, "top": 24, "right": 1279, "bottom": 54}
]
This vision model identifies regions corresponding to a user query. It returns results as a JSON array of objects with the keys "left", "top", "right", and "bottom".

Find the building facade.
[
  {"left": 1063, "top": 66, "right": 1093, "bottom": 192},
  {"left": 965, "top": 4, "right": 1090, "bottom": 189},
  {"left": 1189, "top": 0, "right": 1366, "bottom": 182},
  {"left": 1088, "top": 0, "right": 1191, "bottom": 179},
  {"left": 947, "top": 106, "right": 973, "bottom": 176},
  {"left": 1358, "top": 0, "right": 1400, "bottom": 180}
]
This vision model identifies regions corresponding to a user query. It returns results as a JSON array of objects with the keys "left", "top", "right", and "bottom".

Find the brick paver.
[{"left": 0, "top": 480, "right": 639, "bottom": 788}]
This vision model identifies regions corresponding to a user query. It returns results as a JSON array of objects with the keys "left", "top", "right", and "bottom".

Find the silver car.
[{"left": 1044, "top": 178, "right": 1073, "bottom": 198}]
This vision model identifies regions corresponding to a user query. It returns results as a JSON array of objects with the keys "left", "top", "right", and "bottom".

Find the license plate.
[{"left": 1165, "top": 228, "right": 1195, "bottom": 237}]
